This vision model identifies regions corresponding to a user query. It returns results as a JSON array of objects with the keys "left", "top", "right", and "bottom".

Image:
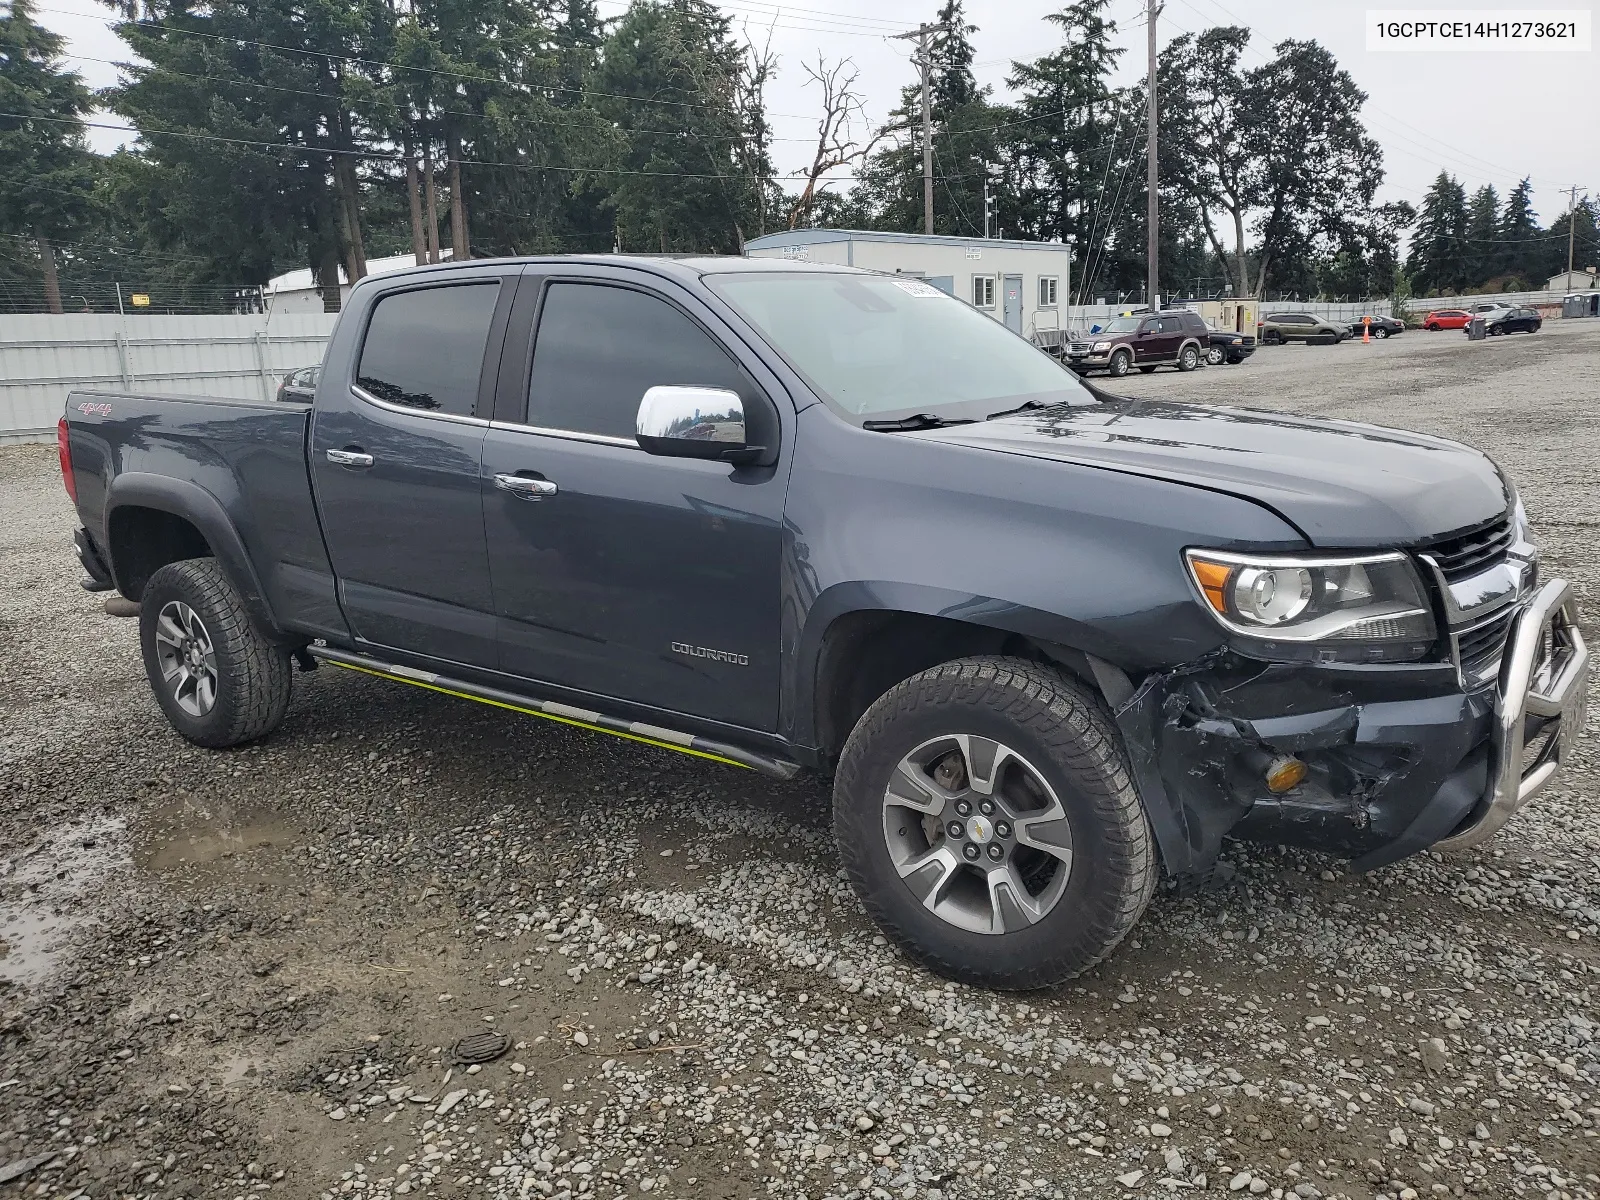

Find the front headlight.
[
  {"left": 1092, "top": 340, "right": 1112, "bottom": 352},
  {"left": 1184, "top": 549, "right": 1436, "bottom": 661}
]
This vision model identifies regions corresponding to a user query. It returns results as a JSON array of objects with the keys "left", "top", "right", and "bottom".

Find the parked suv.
[
  {"left": 1066, "top": 310, "right": 1206, "bottom": 377},
  {"left": 1258, "top": 312, "right": 1350, "bottom": 345},
  {"left": 1482, "top": 306, "right": 1542, "bottom": 335}
]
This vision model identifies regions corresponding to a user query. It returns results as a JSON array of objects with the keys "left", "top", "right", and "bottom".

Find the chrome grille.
[
  {"left": 1456, "top": 605, "right": 1516, "bottom": 685},
  {"left": 1423, "top": 515, "right": 1514, "bottom": 582}
]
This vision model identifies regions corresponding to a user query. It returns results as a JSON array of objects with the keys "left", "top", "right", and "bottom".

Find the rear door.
[
  {"left": 479, "top": 267, "right": 792, "bottom": 729},
  {"left": 1133, "top": 317, "right": 1161, "bottom": 363},
  {"left": 310, "top": 267, "right": 516, "bottom": 666}
]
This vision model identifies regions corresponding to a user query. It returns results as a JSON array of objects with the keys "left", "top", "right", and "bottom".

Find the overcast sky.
[{"left": 35, "top": 0, "right": 1600, "bottom": 244}]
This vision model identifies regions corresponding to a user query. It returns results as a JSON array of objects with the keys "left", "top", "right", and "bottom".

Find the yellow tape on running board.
[{"left": 324, "top": 659, "right": 753, "bottom": 770}]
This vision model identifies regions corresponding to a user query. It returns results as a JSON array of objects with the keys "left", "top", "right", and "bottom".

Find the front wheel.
[
  {"left": 833, "top": 657, "right": 1157, "bottom": 989},
  {"left": 139, "top": 558, "right": 293, "bottom": 748},
  {"left": 1425, "top": 322, "right": 1440, "bottom": 331},
  {"left": 1107, "top": 350, "right": 1132, "bottom": 378},
  {"left": 1177, "top": 344, "right": 1200, "bottom": 372}
]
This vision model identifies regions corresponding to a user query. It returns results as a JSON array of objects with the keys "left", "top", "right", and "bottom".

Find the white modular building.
[{"left": 742, "top": 229, "right": 1073, "bottom": 345}]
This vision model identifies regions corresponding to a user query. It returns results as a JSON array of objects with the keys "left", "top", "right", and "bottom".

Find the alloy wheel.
[
  {"left": 881, "top": 734, "right": 1074, "bottom": 935},
  {"left": 153, "top": 600, "right": 219, "bottom": 717}
]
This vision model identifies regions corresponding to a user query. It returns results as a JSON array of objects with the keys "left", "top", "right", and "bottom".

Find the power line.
[
  {"left": 4, "top": 109, "right": 861, "bottom": 182},
  {"left": 59, "top": 50, "right": 827, "bottom": 144}
]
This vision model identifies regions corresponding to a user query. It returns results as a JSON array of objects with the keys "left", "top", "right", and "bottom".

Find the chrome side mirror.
[{"left": 636, "top": 386, "right": 754, "bottom": 461}]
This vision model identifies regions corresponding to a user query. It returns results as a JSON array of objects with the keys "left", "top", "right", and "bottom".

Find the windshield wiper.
[
  {"left": 861, "top": 413, "right": 976, "bottom": 432},
  {"left": 984, "top": 400, "right": 1057, "bottom": 421}
]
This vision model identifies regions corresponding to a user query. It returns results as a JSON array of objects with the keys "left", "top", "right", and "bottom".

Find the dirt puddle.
[
  {"left": 0, "top": 812, "right": 127, "bottom": 988},
  {"left": 137, "top": 797, "right": 300, "bottom": 870}
]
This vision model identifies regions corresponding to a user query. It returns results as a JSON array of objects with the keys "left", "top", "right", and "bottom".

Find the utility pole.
[
  {"left": 1562, "top": 184, "right": 1586, "bottom": 283},
  {"left": 1145, "top": 0, "right": 1162, "bottom": 309},
  {"left": 984, "top": 179, "right": 995, "bottom": 238},
  {"left": 895, "top": 21, "right": 950, "bottom": 236}
]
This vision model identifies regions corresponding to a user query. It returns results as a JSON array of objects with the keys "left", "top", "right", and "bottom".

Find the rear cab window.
[{"left": 356, "top": 283, "right": 502, "bottom": 417}]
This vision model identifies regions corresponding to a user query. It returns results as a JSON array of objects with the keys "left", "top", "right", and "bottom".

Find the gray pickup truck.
[{"left": 59, "top": 256, "right": 1588, "bottom": 989}]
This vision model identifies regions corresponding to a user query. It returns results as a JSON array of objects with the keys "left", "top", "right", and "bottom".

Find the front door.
[
  {"left": 480, "top": 273, "right": 791, "bottom": 730},
  {"left": 310, "top": 270, "right": 514, "bottom": 667},
  {"left": 1003, "top": 274, "right": 1023, "bottom": 333}
]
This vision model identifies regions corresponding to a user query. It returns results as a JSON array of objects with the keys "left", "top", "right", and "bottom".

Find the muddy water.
[
  {"left": 137, "top": 798, "right": 300, "bottom": 871},
  {"left": 0, "top": 812, "right": 126, "bottom": 987}
]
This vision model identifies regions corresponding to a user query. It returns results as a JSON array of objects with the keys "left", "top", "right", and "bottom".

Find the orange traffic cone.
[{"left": 1361, "top": 317, "right": 1370, "bottom": 344}]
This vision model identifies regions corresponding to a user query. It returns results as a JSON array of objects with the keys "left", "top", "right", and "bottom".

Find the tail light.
[{"left": 57, "top": 416, "right": 78, "bottom": 503}]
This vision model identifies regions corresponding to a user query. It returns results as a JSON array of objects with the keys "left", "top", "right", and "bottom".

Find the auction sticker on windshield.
[{"left": 893, "top": 280, "right": 944, "bottom": 298}]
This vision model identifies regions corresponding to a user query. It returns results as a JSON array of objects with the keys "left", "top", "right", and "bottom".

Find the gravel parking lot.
[{"left": 2, "top": 320, "right": 1597, "bottom": 1200}]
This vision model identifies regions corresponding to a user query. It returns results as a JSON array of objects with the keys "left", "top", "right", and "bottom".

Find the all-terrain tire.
[
  {"left": 833, "top": 657, "right": 1157, "bottom": 990},
  {"left": 1107, "top": 349, "right": 1132, "bottom": 378},
  {"left": 138, "top": 558, "right": 292, "bottom": 748}
]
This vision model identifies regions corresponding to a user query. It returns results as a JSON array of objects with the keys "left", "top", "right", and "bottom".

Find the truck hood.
[{"left": 917, "top": 397, "right": 1509, "bottom": 546}]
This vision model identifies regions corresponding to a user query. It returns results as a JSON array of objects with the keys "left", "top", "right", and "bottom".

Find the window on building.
[
  {"left": 1038, "top": 276, "right": 1058, "bottom": 308},
  {"left": 972, "top": 276, "right": 996, "bottom": 308},
  {"left": 356, "top": 283, "right": 501, "bottom": 417},
  {"left": 526, "top": 283, "right": 749, "bottom": 440}
]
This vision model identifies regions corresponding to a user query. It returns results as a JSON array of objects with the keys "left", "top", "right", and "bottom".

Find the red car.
[{"left": 1423, "top": 309, "right": 1471, "bottom": 330}]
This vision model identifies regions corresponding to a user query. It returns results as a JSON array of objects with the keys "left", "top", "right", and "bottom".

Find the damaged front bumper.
[{"left": 1115, "top": 578, "right": 1588, "bottom": 878}]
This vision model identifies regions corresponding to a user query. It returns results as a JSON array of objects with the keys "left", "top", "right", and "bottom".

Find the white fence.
[{"left": 0, "top": 313, "right": 338, "bottom": 444}]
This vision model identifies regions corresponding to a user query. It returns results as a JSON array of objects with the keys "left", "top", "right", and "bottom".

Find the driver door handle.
[
  {"left": 326, "top": 448, "right": 374, "bottom": 468},
  {"left": 494, "top": 473, "right": 558, "bottom": 500}
]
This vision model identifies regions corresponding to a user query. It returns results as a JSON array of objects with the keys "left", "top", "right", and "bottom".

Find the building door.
[{"left": 1002, "top": 274, "right": 1024, "bottom": 333}]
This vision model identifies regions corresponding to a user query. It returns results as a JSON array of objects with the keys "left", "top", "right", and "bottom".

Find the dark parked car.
[
  {"left": 59, "top": 256, "right": 1589, "bottom": 990},
  {"left": 276, "top": 363, "right": 321, "bottom": 403},
  {"left": 1066, "top": 309, "right": 1206, "bottom": 377},
  {"left": 1204, "top": 326, "right": 1256, "bottom": 365},
  {"left": 1347, "top": 315, "right": 1404, "bottom": 339},
  {"left": 1258, "top": 312, "right": 1350, "bottom": 344},
  {"left": 1481, "top": 306, "right": 1542, "bottom": 335}
]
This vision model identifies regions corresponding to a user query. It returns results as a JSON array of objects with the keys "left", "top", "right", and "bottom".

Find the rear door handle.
[
  {"left": 326, "top": 449, "right": 374, "bottom": 468},
  {"left": 494, "top": 473, "right": 558, "bottom": 500}
]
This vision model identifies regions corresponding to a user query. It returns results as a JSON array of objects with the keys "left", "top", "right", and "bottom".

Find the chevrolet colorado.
[{"left": 60, "top": 256, "right": 1589, "bottom": 989}]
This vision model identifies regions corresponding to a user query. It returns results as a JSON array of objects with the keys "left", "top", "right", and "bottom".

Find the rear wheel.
[
  {"left": 833, "top": 657, "right": 1157, "bottom": 989},
  {"left": 1107, "top": 349, "right": 1132, "bottom": 378},
  {"left": 139, "top": 558, "right": 292, "bottom": 748},
  {"left": 1177, "top": 344, "right": 1200, "bottom": 372},
  {"left": 1206, "top": 345, "right": 1226, "bottom": 366},
  {"left": 1373, "top": 327, "right": 1389, "bottom": 339}
]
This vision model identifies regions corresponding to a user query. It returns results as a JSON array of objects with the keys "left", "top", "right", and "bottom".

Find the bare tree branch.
[{"left": 786, "top": 55, "right": 882, "bottom": 230}]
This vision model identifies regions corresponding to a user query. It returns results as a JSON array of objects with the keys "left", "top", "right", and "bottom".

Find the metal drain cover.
[{"left": 451, "top": 1031, "right": 510, "bottom": 1064}]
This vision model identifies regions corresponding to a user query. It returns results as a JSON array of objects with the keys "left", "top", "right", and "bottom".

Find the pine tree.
[
  {"left": 1498, "top": 177, "right": 1540, "bottom": 284},
  {"left": 0, "top": 0, "right": 95, "bottom": 313},
  {"left": 1405, "top": 171, "right": 1470, "bottom": 294},
  {"left": 1463, "top": 183, "right": 1500, "bottom": 286}
]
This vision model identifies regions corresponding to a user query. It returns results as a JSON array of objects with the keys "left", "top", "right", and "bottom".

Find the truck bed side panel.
[{"left": 67, "top": 391, "right": 346, "bottom": 640}]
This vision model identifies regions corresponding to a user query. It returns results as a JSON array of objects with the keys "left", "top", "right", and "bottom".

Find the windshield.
[
  {"left": 707, "top": 272, "right": 1092, "bottom": 419},
  {"left": 1100, "top": 317, "right": 1142, "bottom": 333}
]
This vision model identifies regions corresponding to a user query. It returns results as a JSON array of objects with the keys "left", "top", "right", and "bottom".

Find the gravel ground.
[{"left": 2, "top": 320, "right": 1597, "bottom": 1200}]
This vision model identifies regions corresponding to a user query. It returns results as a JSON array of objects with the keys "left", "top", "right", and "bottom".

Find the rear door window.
[{"left": 357, "top": 283, "right": 501, "bottom": 417}]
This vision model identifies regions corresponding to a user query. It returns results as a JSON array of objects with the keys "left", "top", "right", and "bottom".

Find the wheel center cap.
[{"left": 965, "top": 815, "right": 994, "bottom": 844}]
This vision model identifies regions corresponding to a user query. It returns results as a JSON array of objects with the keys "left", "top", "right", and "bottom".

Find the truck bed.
[{"left": 65, "top": 389, "right": 343, "bottom": 642}]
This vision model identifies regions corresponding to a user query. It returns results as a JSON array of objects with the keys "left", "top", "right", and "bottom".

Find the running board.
[{"left": 307, "top": 645, "right": 803, "bottom": 780}]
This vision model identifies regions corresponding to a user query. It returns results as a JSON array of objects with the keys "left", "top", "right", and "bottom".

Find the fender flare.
[
  {"left": 788, "top": 582, "right": 1212, "bottom": 880},
  {"left": 105, "top": 472, "right": 284, "bottom": 639}
]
